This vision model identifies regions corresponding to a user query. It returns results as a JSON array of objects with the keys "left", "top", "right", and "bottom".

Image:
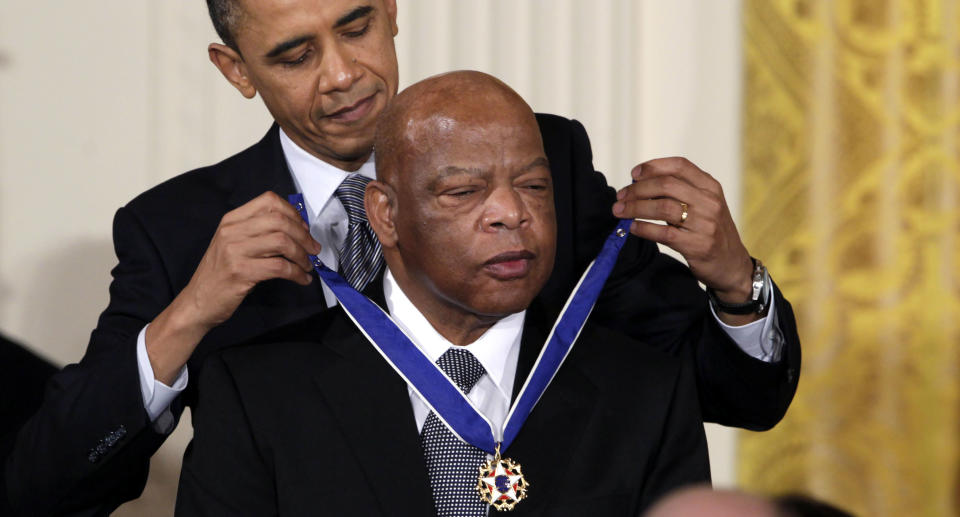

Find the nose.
[
  {"left": 317, "top": 44, "right": 362, "bottom": 92},
  {"left": 481, "top": 186, "right": 528, "bottom": 231}
]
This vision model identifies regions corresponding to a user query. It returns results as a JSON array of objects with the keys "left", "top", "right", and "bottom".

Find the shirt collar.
[
  {"left": 382, "top": 268, "right": 525, "bottom": 395},
  {"left": 279, "top": 128, "right": 376, "bottom": 216}
]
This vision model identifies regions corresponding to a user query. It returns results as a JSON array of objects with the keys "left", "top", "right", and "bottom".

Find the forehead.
[
  {"left": 418, "top": 110, "right": 541, "bottom": 152},
  {"left": 406, "top": 115, "right": 545, "bottom": 179},
  {"left": 236, "top": 0, "right": 375, "bottom": 43}
]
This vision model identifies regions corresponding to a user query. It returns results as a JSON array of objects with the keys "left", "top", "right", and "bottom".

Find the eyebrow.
[
  {"left": 335, "top": 5, "right": 374, "bottom": 28},
  {"left": 520, "top": 157, "right": 550, "bottom": 172},
  {"left": 263, "top": 5, "right": 374, "bottom": 59},
  {"left": 433, "top": 156, "right": 550, "bottom": 182},
  {"left": 436, "top": 166, "right": 485, "bottom": 180},
  {"left": 265, "top": 35, "right": 313, "bottom": 59}
]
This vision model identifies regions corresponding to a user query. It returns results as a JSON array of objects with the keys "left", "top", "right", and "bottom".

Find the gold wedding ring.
[{"left": 679, "top": 202, "right": 689, "bottom": 225}]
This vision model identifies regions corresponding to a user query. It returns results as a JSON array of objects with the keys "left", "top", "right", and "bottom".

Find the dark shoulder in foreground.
[
  {"left": 575, "top": 321, "right": 683, "bottom": 382},
  {"left": 213, "top": 305, "right": 354, "bottom": 371}
]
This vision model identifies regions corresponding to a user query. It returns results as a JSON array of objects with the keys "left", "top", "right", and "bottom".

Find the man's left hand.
[{"left": 612, "top": 157, "right": 758, "bottom": 323}]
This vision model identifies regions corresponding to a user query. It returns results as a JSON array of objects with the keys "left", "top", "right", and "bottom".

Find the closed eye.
[
  {"left": 445, "top": 188, "right": 478, "bottom": 198},
  {"left": 344, "top": 22, "right": 371, "bottom": 39},
  {"left": 518, "top": 179, "right": 550, "bottom": 191},
  {"left": 281, "top": 49, "right": 311, "bottom": 68}
]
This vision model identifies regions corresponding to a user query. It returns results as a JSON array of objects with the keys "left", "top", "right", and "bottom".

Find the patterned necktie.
[
  {"left": 334, "top": 174, "right": 383, "bottom": 291},
  {"left": 421, "top": 348, "right": 489, "bottom": 516}
]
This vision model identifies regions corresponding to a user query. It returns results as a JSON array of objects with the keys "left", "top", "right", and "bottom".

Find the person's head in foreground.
[
  {"left": 366, "top": 70, "right": 557, "bottom": 343},
  {"left": 645, "top": 486, "right": 856, "bottom": 517}
]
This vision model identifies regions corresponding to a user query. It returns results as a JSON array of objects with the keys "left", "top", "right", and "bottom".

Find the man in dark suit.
[
  {"left": 4, "top": 0, "right": 799, "bottom": 514},
  {"left": 176, "top": 70, "right": 711, "bottom": 516}
]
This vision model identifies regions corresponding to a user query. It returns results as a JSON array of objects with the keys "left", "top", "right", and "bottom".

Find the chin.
[{"left": 470, "top": 290, "right": 538, "bottom": 318}]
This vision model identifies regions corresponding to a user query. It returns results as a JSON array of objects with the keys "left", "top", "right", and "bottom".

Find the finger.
[
  {"left": 616, "top": 174, "right": 702, "bottom": 205},
  {"left": 628, "top": 219, "right": 708, "bottom": 258},
  {"left": 250, "top": 256, "right": 315, "bottom": 286},
  {"left": 614, "top": 198, "right": 706, "bottom": 230},
  {"left": 239, "top": 231, "right": 316, "bottom": 273},
  {"left": 224, "top": 209, "right": 322, "bottom": 256},
  {"left": 631, "top": 157, "right": 721, "bottom": 193},
  {"left": 223, "top": 191, "right": 308, "bottom": 230}
]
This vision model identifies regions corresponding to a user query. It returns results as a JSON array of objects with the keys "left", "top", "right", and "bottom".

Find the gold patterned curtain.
[{"left": 738, "top": 1, "right": 960, "bottom": 515}]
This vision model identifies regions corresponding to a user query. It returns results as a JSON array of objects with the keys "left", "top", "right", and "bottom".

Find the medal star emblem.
[{"left": 477, "top": 455, "right": 529, "bottom": 511}]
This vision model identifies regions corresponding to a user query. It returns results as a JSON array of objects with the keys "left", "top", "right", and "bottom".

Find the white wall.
[{"left": 0, "top": 2, "right": 742, "bottom": 514}]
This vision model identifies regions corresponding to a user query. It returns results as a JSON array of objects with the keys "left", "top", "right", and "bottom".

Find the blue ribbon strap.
[{"left": 289, "top": 193, "right": 632, "bottom": 453}]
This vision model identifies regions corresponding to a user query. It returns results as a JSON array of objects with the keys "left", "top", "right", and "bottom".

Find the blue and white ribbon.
[{"left": 289, "top": 193, "right": 631, "bottom": 454}]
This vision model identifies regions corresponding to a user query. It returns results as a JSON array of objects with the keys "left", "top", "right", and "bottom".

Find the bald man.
[{"left": 175, "top": 71, "right": 711, "bottom": 516}]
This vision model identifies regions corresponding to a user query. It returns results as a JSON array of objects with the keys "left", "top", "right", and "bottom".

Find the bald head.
[
  {"left": 374, "top": 71, "right": 541, "bottom": 186},
  {"left": 364, "top": 71, "right": 555, "bottom": 345},
  {"left": 644, "top": 487, "right": 779, "bottom": 517}
]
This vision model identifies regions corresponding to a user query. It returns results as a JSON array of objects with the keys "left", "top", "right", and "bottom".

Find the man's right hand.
[{"left": 146, "top": 191, "right": 321, "bottom": 385}]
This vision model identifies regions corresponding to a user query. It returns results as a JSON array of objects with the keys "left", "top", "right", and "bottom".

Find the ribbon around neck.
[{"left": 289, "top": 193, "right": 632, "bottom": 453}]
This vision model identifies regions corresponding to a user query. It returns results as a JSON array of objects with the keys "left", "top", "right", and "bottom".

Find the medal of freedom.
[{"left": 477, "top": 443, "right": 529, "bottom": 511}]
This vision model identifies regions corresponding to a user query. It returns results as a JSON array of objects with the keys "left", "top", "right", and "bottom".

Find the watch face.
[{"left": 750, "top": 259, "right": 766, "bottom": 302}]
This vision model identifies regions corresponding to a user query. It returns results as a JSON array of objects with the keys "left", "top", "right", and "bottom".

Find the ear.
[
  {"left": 365, "top": 180, "right": 399, "bottom": 248},
  {"left": 208, "top": 43, "right": 257, "bottom": 99},
  {"left": 383, "top": 0, "right": 399, "bottom": 37}
]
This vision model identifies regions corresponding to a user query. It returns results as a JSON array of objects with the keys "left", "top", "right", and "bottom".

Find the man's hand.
[
  {"left": 146, "top": 191, "right": 322, "bottom": 384},
  {"left": 612, "top": 157, "right": 757, "bottom": 325}
]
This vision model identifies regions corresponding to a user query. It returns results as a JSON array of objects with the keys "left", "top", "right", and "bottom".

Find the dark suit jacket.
[
  {"left": 0, "top": 333, "right": 58, "bottom": 516},
  {"left": 175, "top": 298, "right": 711, "bottom": 516},
  {"left": 4, "top": 115, "right": 799, "bottom": 516}
]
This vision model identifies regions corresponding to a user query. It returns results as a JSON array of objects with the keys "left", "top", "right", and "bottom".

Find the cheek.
[
  {"left": 263, "top": 80, "right": 314, "bottom": 121},
  {"left": 422, "top": 223, "right": 474, "bottom": 264},
  {"left": 360, "top": 32, "right": 399, "bottom": 86},
  {"left": 529, "top": 199, "right": 557, "bottom": 243}
]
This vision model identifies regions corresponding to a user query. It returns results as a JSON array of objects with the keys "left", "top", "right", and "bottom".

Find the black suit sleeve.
[
  {"left": 541, "top": 114, "right": 800, "bottom": 431},
  {"left": 4, "top": 206, "right": 179, "bottom": 516},
  {"left": 175, "top": 353, "right": 276, "bottom": 516}
]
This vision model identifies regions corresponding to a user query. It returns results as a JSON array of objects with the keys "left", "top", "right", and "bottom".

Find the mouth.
[
  {"left": 483, "top": 250, "right": 536, "bottom": 280},
  {"left": 325, "top": 92, "right": 377, "bottom": 124}
]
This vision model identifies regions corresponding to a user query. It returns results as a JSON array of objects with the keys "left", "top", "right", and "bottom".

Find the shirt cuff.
[
  {"left": 709, "top": 284, "right": 784, "bottom": 362},
  {"left": 136, "top": 324, "right": 188, "bottom": 431}
]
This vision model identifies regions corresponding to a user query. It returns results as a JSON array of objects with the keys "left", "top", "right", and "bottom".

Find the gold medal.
[{"left": 476, "top": 443, "right": 529, "bottom": 511}]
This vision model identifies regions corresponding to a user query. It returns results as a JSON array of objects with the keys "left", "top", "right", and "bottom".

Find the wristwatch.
[{"left": 707, "top": 258, "right": 770, "bottom": 315}]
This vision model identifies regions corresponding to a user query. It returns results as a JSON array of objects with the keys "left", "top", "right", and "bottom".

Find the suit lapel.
[
  {"left": 227, "top": 124, "right": 299, "bottom": 209},
  {"left": 308, "top": 291, "right": 435, "bottom": 515},
  {"left": 509, "top": 302, "right": 600, "bottom": 515},
  {"left": 232, "top": 124, "right": 328, "bottom": 322}
]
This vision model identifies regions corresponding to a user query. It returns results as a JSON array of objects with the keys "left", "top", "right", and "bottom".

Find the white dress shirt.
[
  {"left": 382, "top": 268, "right": 523, "bottom": 436},
  {"left": 135, "top": 129, "right": 782, "bottom": 429},
  {"left": 382, "top": 268, "right": 521, "bottom": 515}
]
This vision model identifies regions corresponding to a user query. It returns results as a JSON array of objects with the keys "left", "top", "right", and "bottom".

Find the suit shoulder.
[
  {"left": 534, "top": 112, "right": 571, "bottom": 127},
  {"left": 535, "top": 112, "right": 588, "bottom": 137},
  {"left": 124, "top": 127, "right": 276, "bottom": 212}
]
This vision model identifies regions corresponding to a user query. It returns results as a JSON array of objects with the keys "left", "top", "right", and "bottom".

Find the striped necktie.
[
  {"left": 334, "top": 174, "right": 383, "bottom": 291},
  {"left": 421, "top": 348, "right": 489, "bottom": 516}
]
